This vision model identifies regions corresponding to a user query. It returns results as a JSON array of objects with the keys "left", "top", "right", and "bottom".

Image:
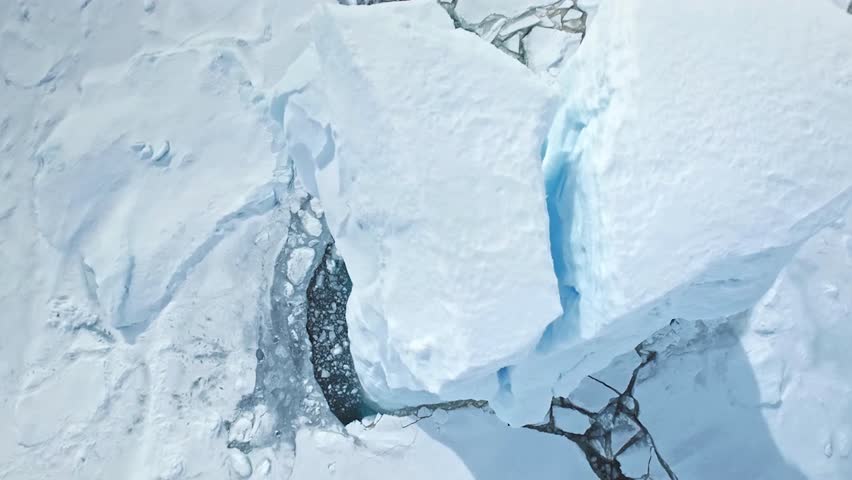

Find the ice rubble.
[{"left": 566, "top": 201, "right": 852, "bottom": 479}]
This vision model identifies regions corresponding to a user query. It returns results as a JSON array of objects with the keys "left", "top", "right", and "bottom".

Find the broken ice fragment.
[
  {"left": 286, "top": 247, "right": 315, "bottom": 284},
  {"left": 228, "top": 452, "right": 252, "bottom": 478},
  {"left": 150, "top": 140, "right": 171, "bottom": 164}
]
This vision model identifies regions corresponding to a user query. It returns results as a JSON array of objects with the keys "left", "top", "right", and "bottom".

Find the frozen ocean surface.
[{"left": 1, "top": 0, "right": 851, "bottom": 479}]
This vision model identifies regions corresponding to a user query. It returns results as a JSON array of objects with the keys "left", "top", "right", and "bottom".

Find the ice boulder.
[{"left": 291, "top": 0, "right": 563, "bottom": 408}]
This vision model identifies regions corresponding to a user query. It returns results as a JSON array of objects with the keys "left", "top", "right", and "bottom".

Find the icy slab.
[
  {"left": 493, "top": 0, "right": 852, "bottom": 424},
  {"left": 296, "top": 0, "right": 562, "bottom": 408}
]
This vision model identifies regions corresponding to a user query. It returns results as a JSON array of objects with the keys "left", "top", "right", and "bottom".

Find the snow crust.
[{"left": 290, "top": 0, "right": 563, "bottom": 408}]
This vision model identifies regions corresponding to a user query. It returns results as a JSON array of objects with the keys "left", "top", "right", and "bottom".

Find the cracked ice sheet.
[
  {"left": 33, "top": 46, "right": 288, "bottom": 332},
  {"left": 454, "top": 0, "right": 556, "bottom": 23},
  {"left": 495, "top": 0, "right": 852, "bottom": 424},
  {"left": 299, "top": 0, "right": 562, "bottom": 408},
  {"left": 1, "top": 0, "right": 335, "bottom": 478}
]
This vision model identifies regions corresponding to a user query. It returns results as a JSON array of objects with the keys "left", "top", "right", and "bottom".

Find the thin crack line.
[{"left": 588, "top": 375, "right": 622, "bottom": 395}]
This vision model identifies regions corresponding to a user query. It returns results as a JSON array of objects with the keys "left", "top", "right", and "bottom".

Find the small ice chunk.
[
  {"left": 229, "top": 452, "right": 252, "bottom": 478},
  {"left": 286, "top": 247, "right": 316, "bottom": 285}
]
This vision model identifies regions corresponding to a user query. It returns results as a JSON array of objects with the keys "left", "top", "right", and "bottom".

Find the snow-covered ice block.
[
  {"left": 496, "top": 0, "right": 852, "bottom": 424},
  {"left": 300, "top": 0, "right": 562, "bottom": 408},
  {"left": 552, "top": 0, "right": 852, "bottom": 334}
]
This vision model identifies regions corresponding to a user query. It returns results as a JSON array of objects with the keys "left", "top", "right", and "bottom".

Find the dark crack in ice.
[
  {"left": 525, "top": 346, "right": 678, "bottom": 480},
  {"left": 306, "top": 242, "right": 376, "bottom": 424}
]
